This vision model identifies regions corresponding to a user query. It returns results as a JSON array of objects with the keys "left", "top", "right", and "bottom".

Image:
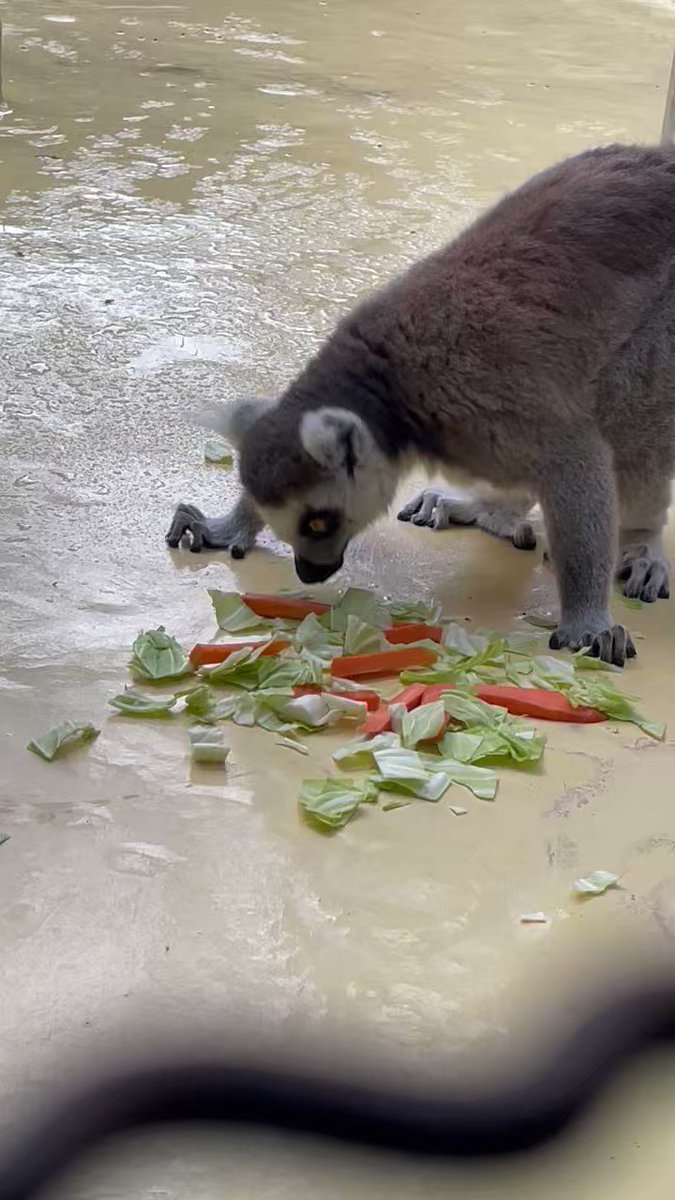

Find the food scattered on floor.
[
  {"left": 25, "top": 589, "right": 664, "bottom": 843},
  {"left": 188, "top": 725, "right": 230, "bottom": 766},
  {"left": 573, "top": 870, "right": 620, "bottom": 896},
  {"left": 27, "top": 721, "right": 100, "bottom": 762},
  {"left": 203, "top": 437, "right": 234, "bottom": 466}
]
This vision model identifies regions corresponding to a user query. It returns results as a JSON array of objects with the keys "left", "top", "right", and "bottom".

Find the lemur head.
[{"left": 220, "top": 399, "right": 397, "bottom": 582}]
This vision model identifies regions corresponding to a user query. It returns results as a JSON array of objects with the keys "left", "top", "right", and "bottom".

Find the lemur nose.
[{"left": 294, "top": 555, "right": 343, "bottom": 583}]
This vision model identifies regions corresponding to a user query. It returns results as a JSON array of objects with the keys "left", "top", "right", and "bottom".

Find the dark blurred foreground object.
[{"left": 1, "top": 986, "right": 675, "bottom": 1199}]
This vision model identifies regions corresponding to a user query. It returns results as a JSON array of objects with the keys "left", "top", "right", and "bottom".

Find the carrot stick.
[
  {"left": 331, "top": 646, "right": 438, "bottom": 680},
  {"left": 242, "top": 594, "right": 330, "bottom": 620},
  {"left": 362, "top": 707, "right": 392, "bottom": 736},
  {"left": 361, "top": 683, "right": 428, "bottom": 735},
  {"left": 384, "top": 624, "right": 443, "bottom": 645},
  {"left": 476, "top": 684, "right": 606, "bottom": 723},
  {"left": 189, "top": 639, "right": 289, "bottom": 668},
  {"left": 421, "top": 685, "right": 455, "bottom": 705},
  {"left": 390, "top": 683, "right": 428, "bottom": 710},
  {"left": 421, "top": 682, "right": 605, "bottom": 724}
]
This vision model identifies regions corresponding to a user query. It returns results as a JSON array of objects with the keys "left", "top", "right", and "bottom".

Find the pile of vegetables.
[{"left": 27, "top": 587, "right": 665, "bottom": 831}]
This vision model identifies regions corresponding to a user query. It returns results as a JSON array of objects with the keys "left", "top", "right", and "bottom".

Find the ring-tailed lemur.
[{"left": 167, "top": 143, "right": 675, "bottom": 666}]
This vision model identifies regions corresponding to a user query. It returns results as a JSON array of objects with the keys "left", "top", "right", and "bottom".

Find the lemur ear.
[
  {"left": 300, "top": 408, "right": 373, "bottom": 474},
  {"left": 198, "top": 399, "right": 272, "bottom": 449}
]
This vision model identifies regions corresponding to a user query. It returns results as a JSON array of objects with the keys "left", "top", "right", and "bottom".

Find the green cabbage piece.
[
  {"left": 388, "top": 599, "right": 442, "bottom": 624},
  {"left": 433, "top": 758, "right": 497, "bottom": 800},
  {"left": 189, "top": 725, "right": 230, "bottom": 764},
  {"left": 109, "top": 690, "right": 177, "bottom": 717},
  {"left": 372, "top": 743, "right": 497, "bottom": 801},
  {"left": 328, "top": 588, "right": 389, "bottom": 632},
  {"left": 568, "top": 677, "right": 665, "bottom": 740},
  {"left": 618, "top": 593, "right": 643, "bottom": 611},
  {"left": 276, "top": 737, "right": 310, "bottom": 755},
  {"left": 204, "top": 437, "right": 233, "bottom": 465},
  {"left": 442, "top": 624, "right": 490, "bottom": 656},
  {"left": 294, "top": 612, "right": 343, "bottom": 660},
  {"left": 260, "top": 691, "right": 367, "bottom": 730},
  {"left": 181, "top": 685, "right": 239, "bottom": 723},
  {"left": 28, "top": 721, "right": 100, "bottom": 762},
  {"left": 399, "top": 662, "right": 466, "bottom": 686},
  {"left": 523, "top": 612, "right": 557, "bottom": 630},
  {"left": 440, "top": 692, "right": 546, "bottom": 763},
  {"left": 573, "top": 870, "right": 619, "bottom": 895},
  {"left": 332, "top": 732, "right": 400, "bottom": 770},
  {"left": 439, "top": 730, "right": 487, "bottom": 762},
  {"left": 441, "top": 725, "right": 545, "bottom": 764},
  {"left": 299, "top": 778, "right": 378, "bottom": 829},
  {"left": 372, "top": 748, "right": 452, "bottom": 801},
  {"left": 343, "top": 616, "right": 389, "bottom": 657},
  {"left": 503, "top": 650, "right": 663, "bottom": 739},
  {"left": 130, "top": 628, "right": 192, "bottom": 683},
  {"left": 400, "top": 700, "right": 446, "bottom": 748},
  {"left": 572, "top": 649, "right": 620, "bottom": 673},
  {"left": 441, "top": 691, "right": 506, "bottom": 726},
  {"left": 207, "top": 590, "right": 272, "bottom": 633},
  {"left": 203, "top": 645, "right": 322, "bottom": 692}
]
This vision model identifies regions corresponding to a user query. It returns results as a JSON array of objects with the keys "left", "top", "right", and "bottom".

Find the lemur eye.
[{"left": 300, "top": 509, "right": 340, "bottom": 540}]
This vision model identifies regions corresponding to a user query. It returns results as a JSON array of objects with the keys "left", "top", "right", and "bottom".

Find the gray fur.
[
  {"left": 168, "top": 143, "right": 675, "bottom": 665},
  {"left": 300, "top": 408, "right": 372, "bottom": 472},
  {"left": 166, "top": 495, "right": 263, "bottom": 556},
  {"left": 202, "top": 398, "right": 272, "bottom": 450}
]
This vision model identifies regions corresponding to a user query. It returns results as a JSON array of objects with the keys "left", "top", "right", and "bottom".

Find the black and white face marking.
[
  {"left": 299, "top": 508, "right": 341, "bottom": 540},
  {"left": 294, "top": 507, "right": 346, "bottom": 582},
  {"left": 252, "top": 406, "right": 401, "bottom": 583}
]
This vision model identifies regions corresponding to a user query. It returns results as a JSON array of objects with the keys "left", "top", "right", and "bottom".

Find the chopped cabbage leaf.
[
  {"left": 109, "top": 690, "right": 177, "bottom": 717},
  {"left": 574, "top": 870, "right": 619, "bottom": 895},
  {"left": 28, "top": 721, "right": 100, "bottom": 762},
  {"left": 204, "top": 437, "right": 233, "bottom": 465},
  {"left": 299, "top": 777, "right": 378, "bottom": 828},
  {"left": 130, "top": 628, "right": 192, "bottom": 683},
  {"left": 189, "top": 725, "right": 230, "bottom": 764}
]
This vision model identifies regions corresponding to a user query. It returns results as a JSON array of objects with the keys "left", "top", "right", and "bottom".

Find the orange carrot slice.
[
  {"left": 384, "top": 624, "right": 443, "bottom": 645},
  {"left": 361, "top": 683, "right": 428, "bottom": 735},
  {"left": 189, "top": 639, "right": 289, "bottom": 668},
  {"left": 242, "top": 594, "right": 330, "bottom": 621},
  {"left": 476, "top": 684, "right": 605, "bottom": 723},
  {"left": 421, "top": 682, "right": 605, "bottom": 724},
  {"left": 331, "top": 646, "right": 438, "bottom": 680}
]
